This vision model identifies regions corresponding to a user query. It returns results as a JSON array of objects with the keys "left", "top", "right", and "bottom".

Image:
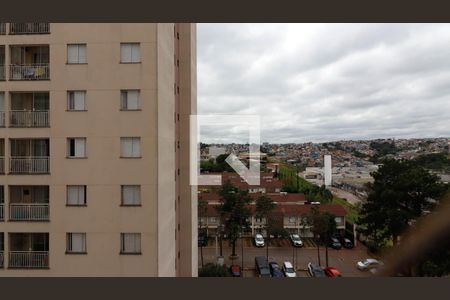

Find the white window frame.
[
  {"left": 67, "top": 44, "right": 87, "bottom": 64},
  {"left": 120, "top": 137, "right": 141, "bottom": 158},
  {"left": 67, "top": 138, "right": 87, "bottom": 158},
  {"left": 120, "top": 90, "right": 140, "bottom": 110},
  {"left": 120, "top": 43, "right": 140, "bottom": 63},
  {"left": 67, "top": 91, "right": 86, "bottom": 111},
  {"left": 121, "top": 185, "right": 141, "bottom": 206},
  {"left": 289, "top": 216, "right": 296, "bottom": 224},
  {"left": 66, "top": 185, "right": 87, "bottom": 206},
  {"left": 120, "top": 233, "right": 141, "bottom": 254},
  {"left": 66, "top": 233, "right": 87, "bottom": 253}
]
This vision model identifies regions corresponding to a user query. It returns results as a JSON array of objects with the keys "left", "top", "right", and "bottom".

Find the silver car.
[{"left": 357, "top": 258, "right": 384, "bottom": 271}]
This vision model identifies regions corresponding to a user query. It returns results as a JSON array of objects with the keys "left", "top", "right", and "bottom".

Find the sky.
[{"left": 197, "top": 24, "right": 450, "bottom": 144}]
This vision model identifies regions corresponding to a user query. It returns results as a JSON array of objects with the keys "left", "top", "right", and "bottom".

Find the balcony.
[
  {"left": 9, "top": 157, "right": 49, "bottom": 174},
  {"left": 0, "top": 23, "right": 5, "bottom": 35},
  {"left": 0, "top": 204, "right": 3, "bottom": 221},
  {"left": 9, "top": 251, "right": 49, "bottom": 269},
  {"left": 9, "top": 233, "right": 49, "bottom": 269},
  {"left": 10, "top": 111, "right": 49, "bottom": 127},
  {"left": 10, "top": 92, "right": 50, "bottom": 127},
  {"left": 9, "top": 46, "right": 49, "bottom": 81},
  {"left": 10, "top": 139, "right": 50, "bottom": 174},
  {"left": 9, "top": 23, "right": 50, "bottom": 35},
  {"left": 9, "top": 204, "right": 49, "bottom": 221},
  {"left": 0, "top": 46, "right": 5, "bottom": 80},
  {"left": 10, "top": 64, "right": 50, "bottom": 81},
  {"left": 0, "top": 251, "right": 3, "bottom": 268}
]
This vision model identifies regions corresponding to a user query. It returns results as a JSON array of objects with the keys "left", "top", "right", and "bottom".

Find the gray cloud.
[{"left": 197, "top": 24, "right": 450, "bottom": 143}]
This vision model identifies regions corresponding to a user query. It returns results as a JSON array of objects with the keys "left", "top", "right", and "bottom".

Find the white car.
[
  {"left": 290, "top": 234, "right": 303, "bottom": 247},
  {"left": 282, "top": 261, "right": 297, "bottom": 277},
  {"left": 357, "top": 258, "right": 384, "bottom": 271},
  {"left": 254, "top": 234, "right": 265, "bottom": 247}
]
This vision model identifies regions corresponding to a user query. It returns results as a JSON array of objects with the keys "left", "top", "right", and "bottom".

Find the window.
[
  {"left": 120, "top": 137, "right": 141, "bottom": 158},
  {"left": 120, "top": 233, "right": 141, "bottom": 254},
  {"left": 67, "top": 91, "right": 86, "bottom": 111},
  {"left": 120, "top": 90, "right": 140, "bottom": 110},
  {"left": 120, "top": 43, "right": 140, "bottom": 63},
  {"left": 209, "top": 217, "right": 216, "bottom": 223},
  {"left": 289, "top": 216, "right": 296, "bottom": 223},
  {"left": 121, "top": 185, "right": 141, "bottom": 206},
  {"left": 67, "top": 44, "right": 87, "bottom": 64},
  {"left": 66, "top": 233, "right": 86, "bottom": 253},
  {"left": 67, "top": 138, "right": 86, "bottom": 158},
  {"left": 67, "top": 185, "right": 87, "bottom": 206}
]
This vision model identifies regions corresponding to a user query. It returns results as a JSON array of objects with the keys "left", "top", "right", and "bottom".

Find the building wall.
[{"left": 0, "top": 23, "right": 196, "bottom": 276}]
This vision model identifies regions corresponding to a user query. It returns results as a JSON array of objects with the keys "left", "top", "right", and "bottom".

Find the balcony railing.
[
  {"left": 9, "top": 157, "right": 50, "bottom": 174},
  {"left": 10, "top": 64, "right": 50, "bottom": 80},
  {"left": 0, "top": 23, "right": 5, "bottom": 35},
  {"left": 9, "top": 23, "right": 50, "bottom": 35},
  {"left": 0, "top": 204, "right": 3, "bottom": 221},
  {"left": 0, "top": 251, "right": 3, "bottom": 268},
  {"left": 0, "top": 111, "right": 5, "bottom": 127},
  {"left": 0, "top": 65, "right": 5, "bottom": 80},
  {"left": 0, "top": 156, "right": 4, "bottom": 173},
  {"left": 8, "top": 251, "right": 49, "bottom": 269},
  {"left": 10, "top": 111, "right": 49, "bottom": 127},
  {"left": 9, "top": 203, "right": 49, "bottom": 221}
]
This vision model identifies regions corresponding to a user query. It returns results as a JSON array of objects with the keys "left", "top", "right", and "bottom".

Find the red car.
[
  {"left": 230, "top": 264, "right": 241, "bottom": 277},
  {"left": 324, "top": 267, "right": 342, "bottom": 277}
]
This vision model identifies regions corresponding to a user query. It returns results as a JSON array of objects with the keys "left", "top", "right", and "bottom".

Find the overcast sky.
[{"left": 197, "top": 24, "right": 450, "bottom": 144}]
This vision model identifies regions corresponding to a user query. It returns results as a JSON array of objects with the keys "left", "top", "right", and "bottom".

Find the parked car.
[
  {"left": 357, "top": 258, "right": 384, "bottom": 271},
  {"left": 324, "top": 267, "right": 342, "bottom": 277},
  {"left": 282, "top": 261, "right": 297, "bottom": 277},
  {"left": 254, "top": 234, "right": 265, "bottom": 247},
  {"left": 255, "top": 256, "right": 271, "bottom": 277},
  {"left": 342, "top": 238, "right": 354, "bottom": 249},
  {"left": 269, "top": 262, "right": 285, "bottom": 278},
  {"left": 307, "top": 263, "right": 326, "bottom": 277},
  {"left": 329, "top": 237, "right": 342, "bottom": 249},
  {"left": 290, "top": 234, "right": 303, "bottom": 247},
  {"left": 230, "top": 264, "right": 241, "bottom": 277},
  {"left": 198, "top": 235, "right": 208, "bottom": 247}
]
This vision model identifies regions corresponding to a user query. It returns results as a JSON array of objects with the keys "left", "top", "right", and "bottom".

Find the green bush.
[{"left": 198, "top": 263, "right": 232, "bottom": 277}]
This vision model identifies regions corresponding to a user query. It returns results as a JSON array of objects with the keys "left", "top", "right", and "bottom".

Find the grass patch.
[{"left": 332, "top": 196, "right": 360, "bottom": 223}]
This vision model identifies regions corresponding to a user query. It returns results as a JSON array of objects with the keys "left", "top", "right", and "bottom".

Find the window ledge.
[
  {"left": 120, "top": 109, "right": 142, "bottom": 111},
  {"left": 66, "top": 110, "right": 88, "bottom": 112},
  {"left": 119, "top": 62, "right": 141, "bottom": 64},
  {"left": 66, "top": 156, "right": 88, "bottom": 159},
  {"left": 65, "top": 251, "right": 87, "bottom": 255},
  {"left": 120, "top": 204, "right": 142, "bottom": 207},
  {"left": 120, "top": 252, "right": 142, "bottom": 255},
  {"left": 66, "top": 62, "right": 88, "bottom": 65},
  {"left": 66, "top": 204, "right": 87, "bottom": 207},
  {"left": 120, "top": 156, "right": 142, "bottom": 159}
]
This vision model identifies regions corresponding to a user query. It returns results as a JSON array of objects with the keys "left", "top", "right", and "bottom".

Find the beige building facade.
[{"left": 0, "top": 23, "right": 197, "bottom": 276}]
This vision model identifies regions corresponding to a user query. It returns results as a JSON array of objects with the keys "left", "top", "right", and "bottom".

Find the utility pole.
[{"left": 316, "top": 234, "right": 321, "bottom": 266}]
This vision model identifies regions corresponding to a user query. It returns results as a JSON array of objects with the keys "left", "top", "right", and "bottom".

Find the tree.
[
  {"left": 357, "top": 159, "right": 447, "bottom": 249},
  {"left": 198, "top": 263, "right": 232, "bottom": 277},
  {"left": 255, "top": 195, "right": 276, "bottom": 259},
  {"left": 217, "top": 181, "right": 252, "bottom": 257},
  {"left": 304, "top": 206, "right": 337, "bottom": 267}
]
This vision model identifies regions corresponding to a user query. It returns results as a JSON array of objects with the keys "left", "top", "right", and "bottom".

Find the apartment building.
[{"left": 0, "top": 23, "right": 197, "bottom": 277}]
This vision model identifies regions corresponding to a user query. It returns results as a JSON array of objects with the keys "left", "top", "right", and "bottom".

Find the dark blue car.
[{"left": 269, "top": 262, "right": 285, "bottom": 278}]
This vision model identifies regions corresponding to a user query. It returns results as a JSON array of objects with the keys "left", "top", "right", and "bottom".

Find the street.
[{"left": 198, "top": 238, "right": 373, "bottom": 277}]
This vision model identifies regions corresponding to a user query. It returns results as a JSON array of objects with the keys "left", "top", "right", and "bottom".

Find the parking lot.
[{"left": 199, "top": 238, "right": 374, "bottom": 277}]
